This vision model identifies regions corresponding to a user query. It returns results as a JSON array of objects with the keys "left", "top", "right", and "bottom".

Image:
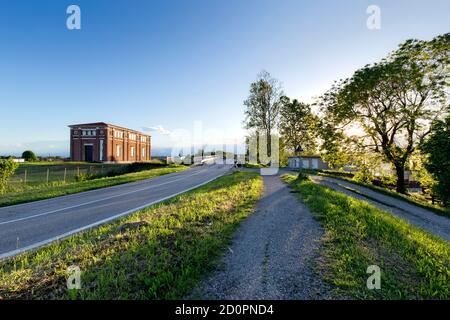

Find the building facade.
[
  {"left": 287, "top": 155, "right": 329, "bottom": 170},
  {"left": 69, "top": 122, "right": 151, "bottom": 162}
]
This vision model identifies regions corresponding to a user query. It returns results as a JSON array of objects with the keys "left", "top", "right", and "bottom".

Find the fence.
[{"left": 8, "top": 164, "right": 126, "bottom": 187}]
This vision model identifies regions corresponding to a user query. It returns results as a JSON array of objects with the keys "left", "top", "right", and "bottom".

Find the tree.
[
  {"left": 279, "top": 97, "right": 318, "bottom": 154},
  {"left": 421, "top": 114, "right": 450, "bottom": 206},
  {"left": 22, "top": 150, "right": 37, "bottom": 162},
  {"left": 319, "top": 33, "right": 449, "bottom": 193},
  {"left": 0, "top": 158, "right": 18, "bottom": 194},
  {"left": 243, "top": 71, "right": 283, "bottom": 162}
]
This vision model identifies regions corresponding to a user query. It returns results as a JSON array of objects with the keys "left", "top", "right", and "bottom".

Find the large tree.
[
  {"left": 279, "top": 97, "right": 318, "bottom": 154},
  {"left": 421, "top": 113, "right": 450, "bottom": 206},
  {"left": 319, "top": 33, "right": 449, "bottom": 193},
  {"left": 243, "top": 71, "right": 283, "bottom": 162}
]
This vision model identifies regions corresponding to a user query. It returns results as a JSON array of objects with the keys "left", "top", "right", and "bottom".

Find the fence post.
[
  {"left": 46, "top": 168, "right": 49, "bottom": 184},
  {"left": 63, "top": 168, "right": 67, "bottom": 183},
  {"left": 24, "top": 169, "right": 27, "bottom": 185},
  {"left": 77, "top": 167, "right": 80, "bottom": 176}
]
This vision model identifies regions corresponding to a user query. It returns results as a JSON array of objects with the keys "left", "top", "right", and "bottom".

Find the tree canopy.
[
  {"left": 279, "top": 97, "right": 318, "bottom": 154},
  {"left": 421, "top": 113, "right": 450, "bottom": 206},
  {"left": 318, "top": 33, "right": 449, "bottom": 193},
  {"left": 22, "top": 150, "right": 37, "bottom": 162},
  {"left": 243, "top": 71, "right": 283, "bottom": 161}
]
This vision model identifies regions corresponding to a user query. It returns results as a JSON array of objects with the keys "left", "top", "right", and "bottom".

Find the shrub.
[
  {"left": 124, "top": 160, "right": 166, "bottom": 173},
  {"left": 74, "top": 173, "right": 99, "bottom": 182},
  {"left": 352, "top": 167, "right": 373, "bottom": 184},
  {"left": 22, "top": 150, "right": 37, "bottom": 162},
  {"left": 0, "top": 158, "right": 18, "bottom": 194}
]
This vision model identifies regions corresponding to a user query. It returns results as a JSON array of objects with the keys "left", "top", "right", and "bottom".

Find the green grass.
[
  {"left": 243, "top": 163, "right": 267, "bottom": 169},
  {"left": 10, "top": 162, "right": 128, "bottom": 185},
  {"left": 0, "top": 166, "right": 188, "bottom": 207},
  {"left": 294, "top": 168, "right": 449, "bottom": 218},
  {"left": 316, "top": 171, "right": 450, "bottom": 218},
  {"left": 282, "top": 174, "right": 450, "bottom": 299},
  {"left": 0, "top": 171, "right": 263, "bottom": 299}
]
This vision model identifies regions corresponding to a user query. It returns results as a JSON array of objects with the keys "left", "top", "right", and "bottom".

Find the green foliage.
[
  {"left": 243, "top": 71, "right": 283, "bottom": 159},
  {"left": 283, "top": 174, "right": 450, "bottom": 299},
  {"left": 318, "top": 33, "right": 449, "bottom": 193},
  {"left": 21, "top": 150, "right": 37, "bottom": 162},
  {"left": 421, "top": 114, "right": 450, "bottom": 206},
  {"left": 0, "top": 172, "right": 263, "bottom": 299},
  {"left": 409, "top": 151, "right": 437, "bottom": 195},
  {"left": 74, "top": 172, "right": 98, "bottom": 182},
  {"left": 279, "top": 96, "right": 318, "bottom": 154},
  {"left": 0, "top": 158, "right": 19, "bottom": 194},
  {"left": 352, "top": 168, "right": 373, "bottom": 184}
]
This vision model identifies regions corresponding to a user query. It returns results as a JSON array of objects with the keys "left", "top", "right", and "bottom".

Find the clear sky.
[{"left": 0, "top": 0, "right": 449, "bottom": 156}]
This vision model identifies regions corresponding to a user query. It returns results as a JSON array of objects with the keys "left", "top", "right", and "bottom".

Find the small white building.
[{"left": 288, "top": 156, "right": 329, "bottom": 170}]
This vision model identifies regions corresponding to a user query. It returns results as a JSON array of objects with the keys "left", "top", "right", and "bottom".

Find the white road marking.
[
  {"left": 0, "top": 170, "right": 229, "bottom": 260},
  {"left": 0, "top": 166, "right": 207, "bottom": 210},
  {"left": 0, "top": 168, "right": 209, "bottom": 225}
]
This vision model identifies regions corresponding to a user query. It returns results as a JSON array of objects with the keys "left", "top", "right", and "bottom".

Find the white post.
[
  {"left": 24, "top": 169, "right": 27, "bottom": 185},
  {"left": 63, "top": 168, "right": 67, "bottom": 183},
  {"left": 46, "top": 168, "right": 49, "bottom": 184}
]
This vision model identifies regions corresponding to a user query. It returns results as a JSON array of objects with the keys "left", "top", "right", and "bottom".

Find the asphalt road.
[{"left": 0, "top": 164, "right": 231, "bottom": 259}]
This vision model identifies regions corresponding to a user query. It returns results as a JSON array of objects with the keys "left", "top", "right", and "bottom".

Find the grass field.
[
  {"left": 295, "top": 169, "right": 449, "bottom": 218},
  {"left": 283, "top": 174, "right": 450, "bottom": 299},
  {"left": 0, "top": 171, "right": 263, "bottom": 299},
  {"left": 9, "top": 162, "right": 128, "bottom": 186},
  {"left": 0, "top": 165, "right": 188, "bottom": 207}
]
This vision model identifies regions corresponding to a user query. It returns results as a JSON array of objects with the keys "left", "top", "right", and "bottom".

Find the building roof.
[
  {"left": 288, "top": 155, "right": 322, "bottom": 159},
  {"left": 68, "top": 122, "right": 151, "bottom": 136}
]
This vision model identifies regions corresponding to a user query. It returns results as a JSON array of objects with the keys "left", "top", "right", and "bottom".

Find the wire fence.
[{"left": 8, "top": 164, "right": 126, "bottom": 187}]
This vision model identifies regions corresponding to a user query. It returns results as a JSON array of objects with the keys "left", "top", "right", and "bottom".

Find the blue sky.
[{"left": 0, "top": 0, "right": 449, "bottom": 156}]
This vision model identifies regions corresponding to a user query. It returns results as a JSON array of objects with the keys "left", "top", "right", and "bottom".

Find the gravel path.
[
  {"left": 188, "top": 175, "right": 331, "bottom": 300},
  {"left": 310, "top": 175, "right": 450, "bottom": 241}
]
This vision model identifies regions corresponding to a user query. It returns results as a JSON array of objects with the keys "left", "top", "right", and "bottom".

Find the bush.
[
  {"left": 352, "top": 167, "right": 373, "bottom": 184},
  {"left": 22, "top": 150, "right": 37, "bottom": 162},
  {"left": 74, "top": 173, "right": 99, "bottom": 182},
  {"left": 421, "top": 115, "right": 450, "bottom": 206},
  {"left": 124, "top": 160, "right": 166, "bottom": 173},
  {"left": 0, "top": 158, "right": 19, "bottom": 194}
]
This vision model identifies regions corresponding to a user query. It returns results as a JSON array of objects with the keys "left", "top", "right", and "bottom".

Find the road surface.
[
  {"left": 189, "top": 175, "right": 331, "bottom": 299},
  {"left": 0, "top": 164, "right": 231, "bottom": 259}
]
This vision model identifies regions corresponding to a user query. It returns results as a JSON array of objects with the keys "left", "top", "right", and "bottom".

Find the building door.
[{"left": 84, "top": 145, "right": 93, "bottom": 162}]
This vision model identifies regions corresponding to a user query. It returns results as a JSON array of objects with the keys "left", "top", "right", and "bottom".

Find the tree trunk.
[{"left": 394, "top": 164, "right": 406, "bottom": 194}]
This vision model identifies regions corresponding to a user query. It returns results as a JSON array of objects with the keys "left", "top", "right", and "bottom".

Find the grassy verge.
[
  {"left": 0, "top": 166, "right": 188, "bottom": 207},
  {"left": 0, "top": 171, "right": 263, "bottom": 299},
  {"left": 283, "top": 174, "right": 450, "bottom": 299},
  {"left": 296, "top": 169, "right": 449, "bottom": 218},
  {"left": 243, "top": 163, "right": 267, "bottom": 169}
]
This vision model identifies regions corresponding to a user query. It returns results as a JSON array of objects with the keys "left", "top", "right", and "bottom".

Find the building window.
[
  {"left": 142, "top": 147, "right": 146, "bottom": 159},
  {"left": 140, "top": 136, "right": 146, "bottom": 143},
  {"left": 82, "top": 130, "right": 96, "bottom": 136},
  {"left": 131, "top": 146, "right": 135, "bottom": 157},
  {"left": 114, "top": 130, "right": 124, "bottom": 139},
  {"left": 116, "top": 145, "right": 121, "bottom": 157},
  {"left": 129, "top": 133, "right": 136, "bottom": 140}
]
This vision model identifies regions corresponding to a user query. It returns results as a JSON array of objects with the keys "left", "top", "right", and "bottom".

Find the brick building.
[{"left": 69, "top": 122, "right": 151, "bottom": 162}]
